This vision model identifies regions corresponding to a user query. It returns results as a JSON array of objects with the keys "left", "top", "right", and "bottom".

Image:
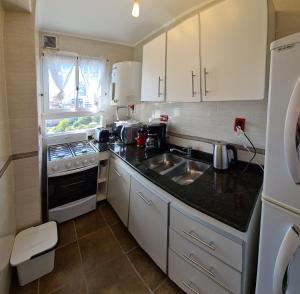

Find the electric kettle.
[{"left": 213, "top": 142, "right": 237, "bottom": 170}]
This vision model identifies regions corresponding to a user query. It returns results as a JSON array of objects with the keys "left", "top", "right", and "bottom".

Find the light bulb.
[{"left": 132, "top": 0, "right": 139, "bottom": 18}]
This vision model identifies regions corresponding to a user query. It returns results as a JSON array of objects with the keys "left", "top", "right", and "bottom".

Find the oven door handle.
[{"left": 48, "top": 164, "right": 98, "bottom": 178}]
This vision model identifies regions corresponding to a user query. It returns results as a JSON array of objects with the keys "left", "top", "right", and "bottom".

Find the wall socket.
[{"left": 234, "top": 117, "right": 246, "bottom": 132}]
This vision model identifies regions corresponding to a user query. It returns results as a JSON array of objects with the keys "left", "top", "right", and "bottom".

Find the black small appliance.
[
  {"left": 145, "top": 123, "right": 167, "bottom": 152},
  {"left": 95, "top": 128, "right": 110, "bottom": 143}
]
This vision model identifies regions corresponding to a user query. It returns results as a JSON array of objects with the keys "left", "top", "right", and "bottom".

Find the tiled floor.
[{"left": 10, "top": 202, "right": 184, "bottom": 294}]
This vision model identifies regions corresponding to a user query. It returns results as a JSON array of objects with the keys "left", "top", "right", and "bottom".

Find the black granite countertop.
[{"left": 92, "top": 142, "right": 263, "bottom": 232}]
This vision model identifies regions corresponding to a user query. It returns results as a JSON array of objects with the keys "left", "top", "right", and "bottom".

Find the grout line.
[
  {"left": 105, "top": 222, "right": 152, "bottom": 292},
  {"left": 73, "top": 221, "right": 90, "bottom": 294},
  {"left": 47, "top": 285, "right": 66, "bottom": 294},
  {"left": 124, "top": 245, "right": 138, "bottom": 255},
  {"left": 152, "top": 277, "right": 168, "bottom": 292},
  {"left": 124, "top": 252, "right": 153, "bottom": 293}
]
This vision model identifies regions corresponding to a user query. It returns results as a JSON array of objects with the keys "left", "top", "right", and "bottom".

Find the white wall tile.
[{"left": 134, "top": 100, "right": 267, "bottom": 150}]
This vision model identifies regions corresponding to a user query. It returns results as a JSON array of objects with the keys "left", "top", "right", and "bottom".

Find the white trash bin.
[{"left": 10, "top": 221, "right": 58, "bottom": 286}]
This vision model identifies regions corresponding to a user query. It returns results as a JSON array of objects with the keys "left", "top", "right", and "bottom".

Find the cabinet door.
[
  {"left": 141, "top": 33, "right": 166, "bottom": 102},
  {"left": 129, "top": 177, "right": 168, "bottom": 272},
  {"left": 166, "top": 14, "right": 201, "bottom": 102},
  {"left": 200, "top": 0, "right": 268, "bottom": 101},
  {"left": 107, "top": 158, "right": 131, "bottom": 226}
]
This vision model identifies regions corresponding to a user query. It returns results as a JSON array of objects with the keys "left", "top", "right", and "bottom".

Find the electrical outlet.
[{"left": 234, "top": 117, "right": 246, "bottom": 132}]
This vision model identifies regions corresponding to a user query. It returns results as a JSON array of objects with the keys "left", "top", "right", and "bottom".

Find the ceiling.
[{"left": 36, "top": 0, "right": 208, "bottom": 47}]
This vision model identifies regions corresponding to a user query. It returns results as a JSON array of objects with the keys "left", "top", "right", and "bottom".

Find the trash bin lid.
[{"left": 10, "top": 222, "right": 58, "bottom": 266}]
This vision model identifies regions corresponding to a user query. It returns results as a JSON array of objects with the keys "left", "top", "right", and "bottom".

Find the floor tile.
[
  {"left": 98, "top": 202, "right": 120, "bottom": 226},
  {"left": 74, "top": 210, "right": 106, "bottom": 239},
  {"left": 78, "top": 226, "right": 123, "bottom": 273},
  {"left": 110, "top": 222, "right": 138, "bottom": 253},
  {"left": 57, "top": 220, "right": 76, "bottom": 248},
  {"left": 154, "top": 278, "right": 185, "bottom": 294},
  {"left": 49, "top": 278, "right": 87, "bottom": 294},
  {"left": 39, "top": 242, "right": 83, "bottom": 294},
  {"left": 127, "top": 247, "right": 166, "bottom": 291},
  {"left": 85, "top": 254, "right": 149, "bottom": 294}
]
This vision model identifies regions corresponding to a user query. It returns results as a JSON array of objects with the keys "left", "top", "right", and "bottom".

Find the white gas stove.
[
  {"left": 47, "top": 133, "right": 100, "bottom": 176},
  {"left": 46, "top": 132, "right": 100, "bottom": 223}
]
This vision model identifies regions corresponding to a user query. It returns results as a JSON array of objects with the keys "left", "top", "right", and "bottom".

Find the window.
[
  {"left": 45, "top": 116, "right": 102, "bottom": 135},
  {"left": 42, "top": 53, "right": 108, "bottom": 134}
]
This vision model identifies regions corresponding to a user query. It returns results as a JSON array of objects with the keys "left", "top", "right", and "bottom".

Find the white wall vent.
[{"left": 42, "top": 34, "right": 58, "bottom": 49}]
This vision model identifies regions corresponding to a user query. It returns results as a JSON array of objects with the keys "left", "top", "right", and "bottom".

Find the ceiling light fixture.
[{"left": 132, "top": 0, "right": 140, "bottom": 18}]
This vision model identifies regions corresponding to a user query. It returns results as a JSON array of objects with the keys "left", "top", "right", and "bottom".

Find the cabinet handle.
[
  {"left": 182, "top": 281, "right": 201, "bottom": 294},
  {"left": 183, "top": 253, "right": 215, "bottom": 278},
  {"left": 112, "top": 167, "right": 122, "bottom": 178},
  {"left": 158, "top": 76, "right": 163, "bottom": 97},
  {"left": 183, "top": 253, "right": 233, "bottom": 294},
  {"left": 204, "top": 67, "right": 209, "bottom": 96},
  {"left": 191, "top": 71, "right": 197, "bottom": 97},
  {"left": 183, "top": 230, "right": 215, "bottom": 251},
  {"left": 136, "top": 192, "right": 152, "bottom": 206}
]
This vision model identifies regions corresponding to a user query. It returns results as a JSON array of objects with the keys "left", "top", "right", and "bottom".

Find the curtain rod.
[{"left": 41, "top": 50, "right": 110, "bottom": 62}]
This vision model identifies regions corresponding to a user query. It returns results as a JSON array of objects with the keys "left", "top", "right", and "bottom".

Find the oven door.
[{"left": 48, "top": 165, "right": 98, "bottom": 209}]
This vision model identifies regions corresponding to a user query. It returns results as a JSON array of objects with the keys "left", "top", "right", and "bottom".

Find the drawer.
[
  {"left": 169, "top": 228, "right": 241, "bottom": 294},
  {"left": 169, "top": 249, "right": 231, "bottom": 294},
  {"left": 170, "top": 206, "right": 243, "bottom": 271},
  {"left": 129, "top": 177, "right": 168, "bottom": 272}
]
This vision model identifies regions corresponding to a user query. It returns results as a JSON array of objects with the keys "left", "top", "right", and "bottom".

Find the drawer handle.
[
  {"left": 183, "top": 253, "right": 234, "bottom": 294},
  {"left": 183, "top": 230, "right": 216, "bottom": 251},
  {"left": 182, "top": 281, "right": 201, "bottom": 294},
  {"left": 183, "top": 253, "right": 215, "bottom": 278},
  {"left": 136, "top": 192, "right": 152, "bottom": 206},
  {"left": 112, "top": 167, "right": 122, "bottom": 178}
]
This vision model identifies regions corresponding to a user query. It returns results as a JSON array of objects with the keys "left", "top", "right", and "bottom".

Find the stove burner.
[
  {"left": 69, "top": 141, "right": 96, "bottom": 157},
  {"left": 48, "top": 144, "right": 73, "bottom": 161},
  {"left": 48, "top": 140, "right": 96, "bottom": 162}
]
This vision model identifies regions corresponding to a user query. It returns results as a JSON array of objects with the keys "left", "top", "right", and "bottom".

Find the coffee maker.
[{"left": 145, "top": 123, "right": 167, "bottom": 152}]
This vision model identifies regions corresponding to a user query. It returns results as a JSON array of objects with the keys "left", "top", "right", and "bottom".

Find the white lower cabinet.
[
  {"left": 128, "top": 177, "right": 169, "bottom": 273},
  {"left": 107, "top": 156, "right": 131, "bottom": 226},
  {"left": 169, "top": 249, "right": 230, "bottom": 294},
  {"left": 170, "top": 206, "right": 243, "bottom": 272},
  {"left": 169, "top": 228, "right": 241, "bottom": 294},
  {"left": 107, "top": 153, "right": 259, "bottom": 294}
]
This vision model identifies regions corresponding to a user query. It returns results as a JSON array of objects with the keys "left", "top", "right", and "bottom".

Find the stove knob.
[
  {"left": 83, "top": 159, "right": 88, "bottom": 165},
  {"left": 75, "top": 161, "right": 81, "bottom": 167},
  {"left": 66, "top": 163, "right": 72, "bottom": 169},
  {"left": 89, "top": 158, "right": 96, "bottom": 164}
]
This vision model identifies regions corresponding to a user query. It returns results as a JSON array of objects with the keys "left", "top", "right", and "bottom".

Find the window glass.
[
  {"left": 45, "top": 116, "right": 101, "bottom": 134},
  {"left": 48, "top": 67, "right": 76, "bottom": 110},
  {"left": 78, "top": 58, "right": 104, "bottom": 112}
]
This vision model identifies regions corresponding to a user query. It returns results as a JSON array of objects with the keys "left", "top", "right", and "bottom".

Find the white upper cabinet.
[
  {"left": 166, "top": 14, "right": 201, "bottom": 102},
  {"left": 141, "top": 33, "right": 166, "bottom": 102},
  {"left": 200, "top": 0, "right": 268, "bottom": 101}
]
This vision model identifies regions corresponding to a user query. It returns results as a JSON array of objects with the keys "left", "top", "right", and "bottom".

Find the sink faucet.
[{"left": 170, "top": 146, "right": 192, "bottom": 158}]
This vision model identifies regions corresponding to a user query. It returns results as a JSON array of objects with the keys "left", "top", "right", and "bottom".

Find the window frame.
[{"left": 41, "top": 51, "right": 109, "bottom": 136}]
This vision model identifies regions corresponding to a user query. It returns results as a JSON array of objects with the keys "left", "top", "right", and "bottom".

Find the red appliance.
[{"left": 136, "top": 127, "right": 148, "bottom": 148}]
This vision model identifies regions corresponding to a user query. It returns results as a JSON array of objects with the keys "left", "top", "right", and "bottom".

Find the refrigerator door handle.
[
  {"left": 274, "top": 225, "right": 300, "bottom": 294},
  {"left": 284, "top": 77, "right": 300, "bottom": 184}
]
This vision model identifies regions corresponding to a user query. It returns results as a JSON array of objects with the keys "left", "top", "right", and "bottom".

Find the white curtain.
[
  {"left": 79, "top": 57, "right": 107, "bottom": 109},
  {"left": 44, "top": 54, "right": 77, "bottom": 101}
]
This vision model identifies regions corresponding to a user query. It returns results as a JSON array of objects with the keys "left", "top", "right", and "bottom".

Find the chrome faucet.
[{"left": 170, "top": 146, "right": 192, "bottom": 157}]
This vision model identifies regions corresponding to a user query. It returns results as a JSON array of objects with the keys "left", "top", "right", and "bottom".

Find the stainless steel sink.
[
  {"left": 165, "top": 160, "right": 210, "bottom": 186},
  {"left": 142, "top": 153, "right": 184, "bottom": 175}
]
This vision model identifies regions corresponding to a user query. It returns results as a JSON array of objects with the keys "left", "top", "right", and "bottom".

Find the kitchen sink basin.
[
  {"left": 165, "top": 160, "right": 210, "bottom": 186},
  {"left": 142, "top": 153, "right": 184, "bottom": 175}
]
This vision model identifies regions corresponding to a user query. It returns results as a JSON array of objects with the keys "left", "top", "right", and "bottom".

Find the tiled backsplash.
[{"left": 134, "top": 100, "right": 267, "bottom": 150}]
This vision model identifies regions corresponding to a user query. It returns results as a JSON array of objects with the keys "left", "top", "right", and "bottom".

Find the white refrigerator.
[{"left": 256, "top": 32, "right": 300, "bottom": 294}]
